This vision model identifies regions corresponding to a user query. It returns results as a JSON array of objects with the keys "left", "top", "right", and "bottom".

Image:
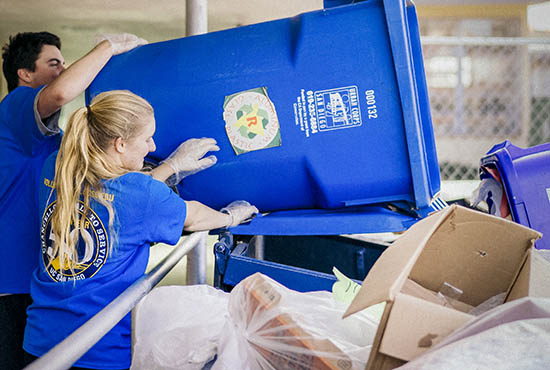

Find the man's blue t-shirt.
[
  {"left": 23, "top": 152, "right": 187, "bottom": 369},
  {"left": 0, "top": 86, "right": 61, "bottom": 294}
]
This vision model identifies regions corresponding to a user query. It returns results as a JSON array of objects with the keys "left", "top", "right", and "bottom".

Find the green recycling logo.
[{"left": 223, "top": 87, "right": 281, "bottom": 155}]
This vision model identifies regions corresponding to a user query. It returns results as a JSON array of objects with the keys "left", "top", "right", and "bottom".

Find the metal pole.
[
  {"left": 186, "top": 0, "right": 208, "bottom": 36},
  {"left": 186, "top": 231, "right": 208, "bottom": 285},
  {"left": 23, "top": 232, "right": 203, "bottom": 370},
  {"left": 251, "top": 235, "right": 265, "bottom": 260},
  {"left": 185, "top": 0, "right": 208, "bottom": 285}
]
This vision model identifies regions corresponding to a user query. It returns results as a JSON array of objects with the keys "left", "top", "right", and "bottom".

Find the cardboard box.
[
  {"left": 343, "top": 204, "right": 548, "bottom": 370},
  {"left": 242, "top": 273, "right": 353, "bottom": 370}
]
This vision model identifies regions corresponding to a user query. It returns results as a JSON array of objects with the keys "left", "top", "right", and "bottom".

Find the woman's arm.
[
  {"left": 183, "top": 200, "right": 258, "bottom": 232},
  {"left": 149, "top": 162, "right": 175, "bottom": 182},
  {"left": 183, "top": 200, "right": 232, "bottom": 231}
]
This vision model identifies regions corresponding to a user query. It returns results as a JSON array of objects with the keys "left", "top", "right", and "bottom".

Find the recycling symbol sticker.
[{"left": 223, "top": 87, "right": 282, "bottom": 155}]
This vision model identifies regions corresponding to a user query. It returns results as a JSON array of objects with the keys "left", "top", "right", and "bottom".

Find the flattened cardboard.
[{"left": 343, "top": 204, "right": 544, "bottom": 369}]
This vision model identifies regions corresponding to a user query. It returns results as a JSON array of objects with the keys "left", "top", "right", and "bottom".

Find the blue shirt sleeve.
[
  {"left": 2, "top": 86, "right": 60, "bottom": 156},
  {"left": 144, "top": 177, "right": 187, "bottom": 245}
]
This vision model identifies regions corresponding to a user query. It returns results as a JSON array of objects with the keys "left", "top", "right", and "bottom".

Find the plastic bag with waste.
[
  {"left": 131, "top": 285, "right": 229, "bottom": 370},
  {"left": 211, "top": 273, "right": 378, "bottom": 370},
  {"left": 131, "top": 273, "right": 378, "bottom": 370}
]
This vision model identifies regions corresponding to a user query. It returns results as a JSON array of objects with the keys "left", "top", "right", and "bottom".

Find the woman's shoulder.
[
  {"left": 120, "top": 171, "right": 153, "bottom": 181},
  {"left": 109, "top": 171, "right": 154, "bottom": 188},
  {"left": 106, "top": 172, "right": 170, "bottom": 193}
]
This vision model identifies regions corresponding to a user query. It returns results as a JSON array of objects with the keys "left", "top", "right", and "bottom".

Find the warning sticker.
[
  {"left": 223, "top": 87, "right": 281, "bottom": 155},
  {"left": 293, "top": 86, "right": 362, "bottom": 138}
]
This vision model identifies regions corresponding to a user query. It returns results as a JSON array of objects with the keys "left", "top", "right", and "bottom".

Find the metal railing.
[{"left": 23, "top": 232, "right": 203, "bottom": 370}]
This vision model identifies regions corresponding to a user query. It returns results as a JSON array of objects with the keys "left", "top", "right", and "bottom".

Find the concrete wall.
[{"left": 0, "top": 0, "right": 323, "bottom": 99}]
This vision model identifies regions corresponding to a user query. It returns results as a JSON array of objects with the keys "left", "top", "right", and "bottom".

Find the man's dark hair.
[{"left": 2, "top": 32, "right": 61, "bottom": 92}]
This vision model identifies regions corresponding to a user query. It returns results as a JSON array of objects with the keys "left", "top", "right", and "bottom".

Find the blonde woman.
[{"left": 22, "top": 90, "right": 258, "bottom": 370}]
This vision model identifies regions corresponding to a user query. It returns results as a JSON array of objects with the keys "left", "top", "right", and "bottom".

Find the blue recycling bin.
[
  {"left": 481, "top": 141, "right": 550, "bottom": 250},
  {"left": 87, "top": 0, "right": 440, "bottom": 218}
]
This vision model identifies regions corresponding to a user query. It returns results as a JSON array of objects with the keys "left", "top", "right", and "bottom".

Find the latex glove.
[
  {"left": 95, "top": 33, "right": 148, "bottom": 55},
  {"left": 162, "top": 138, "right": 220, "bottom": 186},
  {"left": 220, "top": 201, "right": 259, "bottom": 227}
]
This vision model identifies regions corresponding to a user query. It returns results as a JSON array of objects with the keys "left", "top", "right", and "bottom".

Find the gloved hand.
[
  {"left": 162, "top": 138, "right": 220, "bottom": 186},
  {"left": 220, "top": 201, "right": 259, "bottom": 227},
  {"left": 95, "top": 33, "right": 148, "bottom": 55}
]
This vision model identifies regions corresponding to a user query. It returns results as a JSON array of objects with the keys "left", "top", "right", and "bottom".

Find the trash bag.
[
  {"left": 211, "top": 273, "right": 378, "bottom": 370},
  {"left": 131, "top": 273, "right": 378, "bottom": 370},
  {"left": 131, "top": 285, "right": 229, "bottom": 370}
]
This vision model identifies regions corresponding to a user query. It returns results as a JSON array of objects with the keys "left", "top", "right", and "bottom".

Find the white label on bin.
[
  {"left": 293, "top": 86, "right": 362, "bottom": 138},
  {"left": 546, "top": 187, "right": 550, "bottom": 203}
]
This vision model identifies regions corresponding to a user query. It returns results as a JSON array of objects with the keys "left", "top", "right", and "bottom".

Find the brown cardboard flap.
[
  {"left": 507, "top": 248, "right": 550, "bottom": 302},
  {"left": 379, "top": 292, "right": 472, "bottom": 361},
  {"left": 409, "top": 206, "right": 541, "bottom": 306},
  {"left": 527, "top": 250, "right": 550, "bottom": 297},
  {"left": 402, "top": 279, "right": 474, "bottom": 313},
  {"left": 344, "top": 206, "right": 455, "bottom": 318}
]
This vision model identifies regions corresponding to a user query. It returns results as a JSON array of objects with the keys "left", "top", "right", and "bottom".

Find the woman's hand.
[
  {"left": 162, "top": 138, "right": 220, "bottom": 186},
  {"left": 220, "top": 200, "right": 259, "bottom": 227}
]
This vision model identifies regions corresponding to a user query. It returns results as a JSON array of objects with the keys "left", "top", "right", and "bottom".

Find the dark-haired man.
[{"left": 0, "top": 31, "right": 146, "bottom": 369}]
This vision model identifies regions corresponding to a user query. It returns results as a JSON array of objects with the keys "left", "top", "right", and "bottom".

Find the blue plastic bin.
[
  {"left": 87, "top": 0, "right": 440, "bottom": 217},
  {"left": 213, "top": 232, "right": 383, "bottom": 292},
  {"left": 481, "top": 141, "right": 550, "bottom": 250}
]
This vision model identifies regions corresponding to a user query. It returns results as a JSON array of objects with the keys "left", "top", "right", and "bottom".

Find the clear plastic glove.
[
  {"left": 95, "top": 33, "right": 148, "bottom": 55},
  {"left": 220, "top": 201, "right": 259, "bottom": 227},
  {"left": 162, "top": 138, "right": 220, "bottom": 186}
]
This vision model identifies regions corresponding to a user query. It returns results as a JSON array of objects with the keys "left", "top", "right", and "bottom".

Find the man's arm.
[
  {"left": 37, "top": 40, "right": 113, "bottom": 119},
  {"left": 37, "top": 34, "right": 147, "bottom": 119}
]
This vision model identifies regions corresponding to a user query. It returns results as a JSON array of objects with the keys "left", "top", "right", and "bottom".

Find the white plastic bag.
[
  {"left": 131, "top": 274, "right": 378, "bottom": 370},
  {"left": 211, "top": 273, "right": 378, "bottom": 370},
  {"left": 131, "top": 285, "right": 229, "bottom": 370}
]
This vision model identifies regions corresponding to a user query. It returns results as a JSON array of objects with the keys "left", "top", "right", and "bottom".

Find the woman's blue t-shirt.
[{"left": 23, "top": 152, "right": 187, "bottom": 369}]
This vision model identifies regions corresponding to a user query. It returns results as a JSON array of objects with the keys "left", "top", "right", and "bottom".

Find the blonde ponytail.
[{"left": 49, "top": 90, "right": 154, "bottom": 274}]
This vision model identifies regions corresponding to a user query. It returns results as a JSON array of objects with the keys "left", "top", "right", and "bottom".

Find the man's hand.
[{"left": 95, "top": 33, "right": 148, "bottom": 55}]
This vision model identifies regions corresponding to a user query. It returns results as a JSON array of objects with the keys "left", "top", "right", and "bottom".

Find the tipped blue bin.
[
  {"left": 87, "top": 0, "right": 440, "bottom": 221},
  {"left": 481, "top": 141, "right": 550, "bottom": 249}
]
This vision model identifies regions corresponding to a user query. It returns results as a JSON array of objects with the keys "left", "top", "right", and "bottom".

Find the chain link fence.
[{"left": 421, "top": 37, "right": 550, "bottom": 180}]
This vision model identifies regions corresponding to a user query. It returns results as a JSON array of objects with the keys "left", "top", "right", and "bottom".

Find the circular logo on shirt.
[{"left": 40, "top": 201, "right": 109, "bottom": 282}]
